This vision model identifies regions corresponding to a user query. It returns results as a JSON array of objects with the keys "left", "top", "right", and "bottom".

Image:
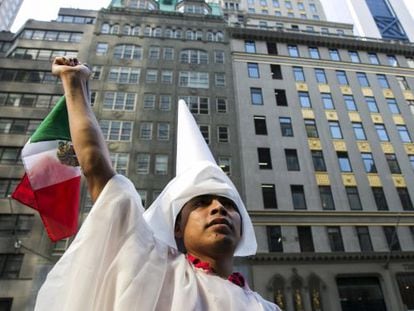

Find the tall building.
[
  {"left": 0, "top": 0, "right": 23, "bottom": 31},
  {"left": 0, "top": 1, "right": 414, "bottom": 310},
  {"left": 320, "top": 0, "right": 414, "bottom": 42}
]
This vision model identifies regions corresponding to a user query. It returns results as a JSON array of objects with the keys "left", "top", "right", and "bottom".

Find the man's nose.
[{"left": 210, "top": 199, "right": 228, "bottom": 215}]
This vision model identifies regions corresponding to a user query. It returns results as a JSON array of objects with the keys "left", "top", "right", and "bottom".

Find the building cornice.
[
  {"left": 247, "top": 251, "right": 414, "bottom": 264},
  {"left": 228, "top": 27, "right": 414, "bottom": 55}
]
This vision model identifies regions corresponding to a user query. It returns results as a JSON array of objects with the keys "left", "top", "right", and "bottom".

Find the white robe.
[{"left": 35, "top": 175, "right": 280, "bottom": 311}]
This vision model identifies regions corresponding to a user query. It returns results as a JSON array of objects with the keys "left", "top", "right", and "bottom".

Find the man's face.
[{"left": 175, "top": 195, "right": 242, "bottom": 257}]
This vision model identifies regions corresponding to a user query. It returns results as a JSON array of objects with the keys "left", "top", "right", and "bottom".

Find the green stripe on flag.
[{"left": 31, "top": 96, "right": 72, "bottom": 143}]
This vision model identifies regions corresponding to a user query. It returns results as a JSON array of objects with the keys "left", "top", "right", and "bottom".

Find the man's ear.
[{"left": 174, "top": 215, "right": 183, "bottom": 238}]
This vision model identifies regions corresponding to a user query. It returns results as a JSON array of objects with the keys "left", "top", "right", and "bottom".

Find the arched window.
[
  {"left": 113, "top": 44, "right": 142, "bottom": 60},
  {"left": 308, "top": 274, "right": 324, "bottom": 311},
  {"left": 268, "top": 275, "right": 286, "bottom": 310},
  {"left": 175, "top": 28, "right": 182, "bottom": 39},
  {"left": 195, "top": 30, "right": 203, "bottom": 40},
  {"left": 122, "top": 25, "right": 131, "bottom": 35},
  {"left": 185, "top": 30, "right": 194, "bottom": 40},
  {"left": 144, "top": 26, "right": 151, "bottom": 37},
  {"left": 291, "top": 276, "right": 305, "bottom": 311},
  {"left": 132, "top": 26, "right": 140, "bottom": 36},
  {"left": 180, "top": 49, "right": 208, "bottom": 64},
  {"left": 153, "top": 27, "right": 161, "bottom": 37},
  {"left": 110, "top": 24, "right": 120, "bottom": 34},
  {"left": 216, "top": 31, "right": 224, "bottom": 42},
  {"left": 164, "top": 28, "right": 173, "bottom": 38},
  {"left": 206, "top": 31, "right": 214, "bottom": 41},
  {"left": 101, "top": 23, "right": 110, "bottom": 34}
]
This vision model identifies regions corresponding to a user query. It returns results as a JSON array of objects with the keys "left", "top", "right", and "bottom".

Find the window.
[
  {"left": 346, "top": 186, "right": 362, "bottom": 210},
  {"left": 0, "top": 147, "right": 22, "bottom": 164},
  {"left": 0, "top": 119, "right": 41, "bottom": 135},
  {"left": 0, "top": 179, "right": 20, "bottom": 198},
  {"left": 245, "top": 40, "right": 256, "bottom": 53},
  {"left": 308, "top": 47, "right": 320, "bottom": 59},
  {"left": 146, "top": 69, "right": 158, "bottom": 83},
  {"left": 396, "top": 76, "right": 409, "bottom": 90},
  {"left": 254, "top": 116, "right": 267, "bottom": 135},
  {"left": 275, "top": 89, "right": 287, "bottom": 106},
  {"left": 304, "top": 119, "right": 318, "bottom": 138},
  {"left": 356, "top": 227, "right": 373, "bottom": 252},
  {"left": 179, "top": 49, "right": 208, "bottom": 64},
  {"left": 267, "top": 42, "right": 278, "bottom": 55},
  {"left": 179, "top": 72, "right": 209, "bottom": 88},
  {"left": 216, "top": 98, "right": 227, "bottom": 113},
  {"left": 348, "top": 51, "right": 360, "bottom": 63},
  {"left": 103, "top": 92, "right": 136, "bottom": 111},
  {"left": 315, "top": 68, "right": 327, "bottom": 84},
  {"left": 139, "top": 122, "right": 153, "bottom": 140},
  {"left": 293, "top": 67, "right": 305, "bottom": 82},
  {"left": 161, "top": 71, "right": 173, "bottom": 84},
  {"left": 288, "top": 45, "right": 299, "bottom": 57},
  {"left": 217, "top": 126, "right": 229, "bottom": 143},
  {"left": 258, "top": 148, "right": 272, "bottom": 169},
  {"left": 0, "top": 214, "right": 34, "bottom": 235},
  {"left": 387, "top": 55, "right": 398, "bottom": 67},
  {"left": 372, "top": 187, "right": 388, "bottom": 211},
  {"left": 377, "top": 74, "right": 390, "bottom": 88},
  {"left": 285, "top": 149, "right": 300, "bottom": 171},
  {"left": 218, "top": 157, "right": 231, "bottom": 175},
  {"left": 337, "top": 152, "right": 352, "bottom": 172},
  {"left": 214, "top": 50, "right": 224, "bottom": 64},
  {"left": 365, "top": 97, "right": 379, "bottom": 113},
  {"left": 214, "top": 73, "right": 226, "bottom": 87},
  {"left": 368, "top": 53, "right": 380, "bottom": 64},
  {"left": 99, "top": 120, "right": 132, "bottom": 141},
  {"left": 157, "top": 123, "right": 170, "bottom": 141},
  {"left": 352, "top": 122, "right": 367, "bottom": 140},
  {"left": 279, "top": 117, "right": 293, "bottom": 137},
  {"left": 375, "top": 124, "right": 389, "bottom": 141},
  {"left": 386, "top": 154, "right": 401, "bottom": 174},
  {"left": 267, "top": 226, "right": 283, "bottom": 252},
  {"left": 291, "top": 185, "right": 306, "bottom": 209},
  {"left": 383, "top": 226, "right": 401, "bottom": 251},
  {"left": 96, "top": 43, "right": 108, "bottom": 55},
  {"left": 270, "top": 65, "right": 282, "bottom": 79},
  {"left": 262, "top": 184, "right": 277, "bottom": 209},
  {"left": 357, "top": 72, "right": 370, "bottom": 87},
  {"left": 410, "top": 155, "right": 414, "bottom": 170},
  {"left": 397, "top": 188, "right": 414, "bottom": 210},
  {"left": 298, "top": 226, "right": 314, "bottom": 252},
  {"left": 136, "top": 154, "right": 150, "bottom": 174},
  {"left": 397, "top": 125, "right": 411, "bottom": 143},
  {"left": 361, "top": 153, "right": 376, "bottom": 173},
  {"left": 199, "top": 125, "right": 210, "bottom": 144},
  {"left": 154, "top": 155, "right": 168, "bottom": 175},
  {"left": 148, "top": 46, "right": 160, "bottom": 60},
  {"left": 160, "top": 95, "right": 171, "bottom": 111},
  {"left": 312, "top": 151, "right": 326, "bottom": 171},
  {"left": 336, "top": 71, "right": 348, "bottom": 85},
  {"left": 327, "top": 227, "right": 344, "bottom": 251},
  {"left": 108, "top": 67, "right": 140, "bottom": 84},
  {"left": 285, "top": 0, "right": 292, "bottom": 9},
  {"left": 180, "top": 96, "right": 209, "bottom": 114},
  {"left": 143, "top": 94, "right": 156, "bottom": 109},
  {"left": 113, "top": 44, "right": 142, "bottom": 60},
  {"left": 321, "top": 93, "right": 334, "bottom": 109},
  {"left": 251, "top": 88, "right": 263, "bottom": 105},
  {"left": 0, "top": 254, "right": 23, "bottom": 279},
  {"left": 329, "top": 49, "right": 340, "bottom": 61},
  {"left": 110, "top": 153, "right": 129, "bottom": 175},
  {"left": 163, "top": 47, "right": 174, "bottom": 61},
  {"left": 298, "top": 92, "right": 311, "bottom": 108},
  {"left": 344, "top": 95, "right": 357, "bottom": 111},
  {"left": 337, "top": 277, "right": 387, "bottom": 311},
  {"left": 329, "top": 121, "right": 343, "bottom": 139},
  {"left": 319, "top": 186, "right": 335, "bottom": 210}
]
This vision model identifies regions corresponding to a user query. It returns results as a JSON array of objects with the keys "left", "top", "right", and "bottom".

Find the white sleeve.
[{"left": 35, "top": 175, "right": 168, "bottom": 311}]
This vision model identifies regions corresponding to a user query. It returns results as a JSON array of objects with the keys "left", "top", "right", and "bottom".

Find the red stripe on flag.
[{"left": 13, "top": 175, "right": 81, "bottom": 242}]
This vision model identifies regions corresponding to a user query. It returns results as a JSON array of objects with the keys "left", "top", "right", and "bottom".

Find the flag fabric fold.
[{"left": 12, "top": 96, "right": 81, "bottom": 242}]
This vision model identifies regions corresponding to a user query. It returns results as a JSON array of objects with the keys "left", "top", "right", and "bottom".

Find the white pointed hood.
[{"left": 143, "top": 100, "right": 257, "bottom": 256}]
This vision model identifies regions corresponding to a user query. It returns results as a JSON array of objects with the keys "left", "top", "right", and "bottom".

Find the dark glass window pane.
[
  {"left": 372, "top": 187, "right": 389, "bottom": 211},
  {"left": 319, "top": 186, "right": 335, "bottom": 210},
  {"left": 258, "top": 148, "right": 272, "bottom": 169},
  {"left": 327, "top": 227, "right": 344, "bottom": 251},
  {"left": 267, "top": 226, "right": 283, "bottom": 252},
  {"left": 291, "top": 185, "right": 307, "bottom": 209},
  {"left": 262, "top": 184, "right": 277, "bottom": 209},
  {"left": 298, "top": 226, "right": 314, "bottom": 252},
  {"left": 285, "top": 149, "right": 300, "bottom": 171}
]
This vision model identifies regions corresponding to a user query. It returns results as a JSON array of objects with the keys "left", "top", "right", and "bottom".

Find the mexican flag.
[{"left": 12, "top": 96, "right": 81, "bottom": 242}]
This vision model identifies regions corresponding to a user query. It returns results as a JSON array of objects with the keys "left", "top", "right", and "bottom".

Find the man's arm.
[{"left": 52, "top": 57, "right": 115, "bottom": 201}]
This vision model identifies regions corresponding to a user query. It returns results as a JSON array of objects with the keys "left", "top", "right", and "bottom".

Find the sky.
[{"left": 11, "top": 0, "right": 414, "bottom": 33}]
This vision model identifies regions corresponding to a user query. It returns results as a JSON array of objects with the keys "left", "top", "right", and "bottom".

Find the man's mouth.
[{"left": 207, "top": 218, "right": 233, "bottom": 231}]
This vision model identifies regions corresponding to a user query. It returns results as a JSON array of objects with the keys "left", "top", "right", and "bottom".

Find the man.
[{"left": 35, "top": 57, "right": 280, "bottom": 310}]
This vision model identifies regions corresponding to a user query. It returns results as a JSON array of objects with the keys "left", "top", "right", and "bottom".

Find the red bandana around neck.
[{"left": 186, "top": 253, "right": 246, "bottom": 288}]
